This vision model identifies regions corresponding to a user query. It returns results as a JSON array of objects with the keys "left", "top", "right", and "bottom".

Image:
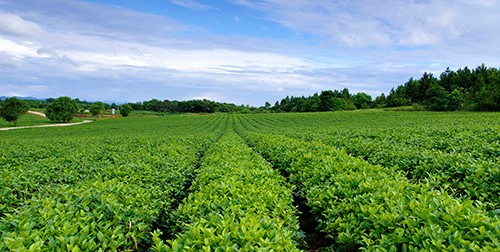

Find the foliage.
[
  {"left": 3, "top": 97, "right": 106, "bottom": 111},
  {"left": 235, "top": 113, "right": 500, "bottom": 250},
  {"left": 267, "top": 88, "right": 371, "bottom": 113},
  {"left": 237, "top": 111, "right": 500, "bottom": 210},
  {"left": 158, "top": 132, "right": 303, "bottom": 251},
  {"left": 1, "top": 111, "right": 499, "bottom": 250},
  {"left": 0, "top": 114, "right": 226, "bottom": 250},
  {"left": 130, "top": 99, "right": 244, "bottom": 113},
  {"left": 45, "top": 96, "right": 79, "bottom": 122},
  {"left": 264, "top": 64, "right": 499, "bottom": 112},
  {"left": 0, "top": 113, "right": 49, "bottom": 128},
  {"left": 4, "top": 64, "right": 498, "bottom": 114},
  {"left": 385, "top": 64, "right": 500, "bottom": 111},
  {"left": 352, "top": 92, "right": 373, "bottom": 109},
  {"left": 120, "top": 103, "right": 133, "bottom": 117},
  {"left": 0, "top": 97, "right": 29, "bottom": 126},
  {"left": 89, "top": 102, "right": 105, "bottom": 116}
]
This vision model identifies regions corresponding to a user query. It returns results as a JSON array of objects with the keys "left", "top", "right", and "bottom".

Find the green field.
[
  {"left": 0, "top": 114, "right": 50, "bottom": 128},
  {"left": 0, "top": 113, "right": 87, "bottom": 128},
  {"left": 1, "top": 111, "right": 499, "bottom": 251}
]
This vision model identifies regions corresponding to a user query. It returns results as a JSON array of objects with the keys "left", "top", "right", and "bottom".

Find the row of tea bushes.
[
  {"left": 0, "top": 136, "right": 210, "bottom": 251},
  {"left": 237, "top": 128, "right": 499, "bottom": 251},
  {"left": 313, "top": 134, "right": 500, "bottom": 210},
  {"left": 238, "top": 112, "right": 500, "bottom": 210},
  {"left": 153, "top": 132, "right": 303, "bottom": 251},
  {"left": 0, "top": 114, "right": 229, "bottom": 218}
]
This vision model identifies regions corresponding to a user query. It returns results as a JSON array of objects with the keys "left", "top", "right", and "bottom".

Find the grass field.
[
  {"left": 0, "top": 113, "right": 50, "bottom": 128},
  {"left": 0, "top": 113, "right": 89, "bottom": 128},
  {"left": 1, "top": 111, "right": 499, "bottom": 251}
]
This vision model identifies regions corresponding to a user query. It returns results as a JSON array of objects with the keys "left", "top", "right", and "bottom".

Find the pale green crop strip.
[
  {"left": 234, "top": 115, "right": 499, "bottom": 250},
  {"left": 153, "top": 132, "right": 303, "bottom": 251},
  {"left": 1, "top": 112, "right": 498, "bottom": 250},
  {"left": 238, "top": 112, "right": 500, "bottom": 210},
  {"left": 306, "top": 132, "right": 500, "bottom": 210},
  {"left": 0, "top": 137, "right": 208, "bottom": 251},
  {"left": 0, "top": 115, "right": 228, "bottom": 251}
]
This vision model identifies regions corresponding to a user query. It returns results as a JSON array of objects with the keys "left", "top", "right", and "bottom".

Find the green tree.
[
  {"left": 374, "top": 93, "right": 387, "bottom": 108},
  {"left": 46, "top": 96, "right": 79, "bottom": 123},
  {"left": 264, "top": 101, "right": 271, "bottom": 109},
  {"left": 475, "top": 84, "right": 500, "bottom": 111},
  {"left": 0, "top": 97, "right": 29, "bottom": 126},
  {"left": 331, "top": 98, "right": 356, "bottom": 110},
  {"left": 89, "top": 102, "right": 105, "bottom": 116},
  {"left": 307, "top": 93, "right": 321, "bottom": 112},
  {"left": 425, "top": 83, "right": 448, "bottom": 111},
  {"left": 352, "top": 92, "right": 373, "bottom": 109},
  {"left": 418, "top": 72, "right": 438, "bottom": 101},
  {"left": 403, "top": 78, "right": 420, "bottom": 103},
  {"left": 120, "top": 103, "right": 133, "bottom": 117},
  {"left": 319, "top": 90, "right": 335, "bottom": 111},
  {"left": 386, "top": 88, "right": 409, "bottom": 107},
  {"left": 446, "top": 89, "right": 464, "bottom": 111}
]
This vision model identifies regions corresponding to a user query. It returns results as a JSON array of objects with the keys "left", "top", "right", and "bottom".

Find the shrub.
[
  {"left": 0, "top": 97, "right": 29, "bottom": 126},
  {"left": 46, "top": 96, "right": 79, "bottom": 123},
  {"left": 89, "top": 102, "right": 105, "bottom": 116},
  {"left": 120, "top": 103, "right": 133, "bottom": 117}
]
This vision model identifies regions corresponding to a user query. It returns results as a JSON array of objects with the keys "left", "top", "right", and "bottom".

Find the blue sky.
[{"left": 1, "top": 0, "right": 499, "bottom": 106}]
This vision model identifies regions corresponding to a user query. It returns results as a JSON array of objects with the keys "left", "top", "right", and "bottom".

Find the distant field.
[
  {"left": 0, "top": 112, "right": 97, "bottom": 129},
  {"left": 0, "top": 113, "right": 50, "bottom": 128},
  {"left": 1, "top": 111, "right": 499, "bottom": 251}
]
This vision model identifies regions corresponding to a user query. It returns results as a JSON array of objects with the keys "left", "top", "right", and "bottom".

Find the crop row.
[
  {"left": 2, "top": 111, "right": 498, "bottom": 250},
  {"left": 240, "top": 111, "right": 500, "bottom": 159},
  {"left": 0, "top": 114, "right": 232, "bottom": 250},
  {"left": 0, "top": 115, "right": 228, "bottom": 250},
  {"left": 0, "top": 115, "right": 228, "bottom": 217},
  {"left": 0, "top": 136, "right": 212, "bottom": 251},
  {"left": 234, "top": 116, "right": 499, "bottom": 250},
  {"left": 238, "top": 112, "right": 500, "bottom": 210},
  {"left": 0, "top": 113, "right": 229, "bottom": 142},
  {"left": 152, "top": 132, "right": 303, "bottom": 251},
  {"left": 300, "top": 132, "right": 499, "bottom": 210}
]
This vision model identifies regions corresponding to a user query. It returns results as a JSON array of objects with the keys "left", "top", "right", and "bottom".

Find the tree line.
[
  {"left": 380, "top": 64, "right": 499, "bottom": 111},
  {"left": 127, "top": 99, "right": 251, "bottom": 113},
  {"left": 1, "top": 64, "right": 499, "bottom": 126},
  {"left": 267, "top": 88, "right": 374, "bottom": 112},
  {"left": 268, "top": 64, "right": 499, "bottom": 112}
]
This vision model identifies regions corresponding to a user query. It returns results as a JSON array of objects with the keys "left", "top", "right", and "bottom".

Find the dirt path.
[
  {"left": 0, "top": 120, "right": 93, "bottom": 131},
  {"left": 27, "top": 110, "right": 47, "bottom": 117}
]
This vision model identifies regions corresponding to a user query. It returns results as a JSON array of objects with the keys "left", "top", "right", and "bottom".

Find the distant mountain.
[
  {"left": 0, "top": 96, "right": 125, "bottom": 106},
  {"left": 0, "top": 96, "right": 47, "bottom": 101}
]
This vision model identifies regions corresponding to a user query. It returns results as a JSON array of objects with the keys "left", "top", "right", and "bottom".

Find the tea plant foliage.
[{"left": 1, "top": 111, "right": 499, "bottom": 251}]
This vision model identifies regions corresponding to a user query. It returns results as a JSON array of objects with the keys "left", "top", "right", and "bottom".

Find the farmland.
[{"left": 1, "top": 111, "right": 499, "bottom": 251}]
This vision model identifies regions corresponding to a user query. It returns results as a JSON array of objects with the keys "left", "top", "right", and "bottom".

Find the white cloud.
[
  {"left": 230, "top": 0, "right": 498, "bottom": 49},
  {"left": 0, "top": 37, "right": 38, "bottom": 58},
  {"left": 0, "top": 83, "right": 34, "bottom": 97},
  {"left": 71, "top": 52, "right": 149, "bottom": 68},
  {"left": 464, "top": 0, "right": 497, "bottom": 7},
  {"left": 400, "top": 28, "right": 439, "bottom": 46},
  {"left": 26, "top": 85, "right": 48, "bottom": 91},
  {"left": 0, "top": 12, "right": 43, "bottom": 36},
  {"left": 171, "top": 0, "right": 215, "bottom": 11},
  {"left": 0, "top": 0, "right": 498, "bottom": 105},
  {"left": 37, "top": 47, "right": 59, "bottom": 58},
  {"left": 0, "top": 52, "right": 20, "bottom": 67}
]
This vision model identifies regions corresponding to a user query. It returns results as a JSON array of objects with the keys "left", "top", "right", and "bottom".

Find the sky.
[{"left": 0, "top": 0, "right": 499, "bottom": 106}]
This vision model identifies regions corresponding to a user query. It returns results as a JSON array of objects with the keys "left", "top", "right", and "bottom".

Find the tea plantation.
[{"left": 1, "top": 111, "right": 499, "bottom": 251}]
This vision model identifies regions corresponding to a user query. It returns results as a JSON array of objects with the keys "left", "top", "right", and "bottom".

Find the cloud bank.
[{"left": 0, "top": 0, "right": 498, "bottom": 105}]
